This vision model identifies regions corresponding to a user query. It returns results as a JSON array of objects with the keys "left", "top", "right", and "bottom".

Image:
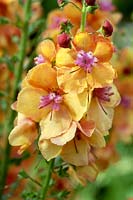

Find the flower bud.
[
  {"left": 57, "top": 0, "right": 68, "bottom": 7},
  {"left": 85, "top": 0, "right": 96, "bottom": 6},
  {"left": 60, "top": 20, "right": 73, "bottom": 34},
  {"left": 57, "top": 32, "right": 71, "bottom": 48},
  {"left": 102, "top": 20, "right": 113, "bottom": 37}
]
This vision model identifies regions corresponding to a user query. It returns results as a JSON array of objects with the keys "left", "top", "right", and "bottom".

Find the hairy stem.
[
  {"left": 41, "top": 159, "right": 55, "bottom": 200},
  {"left": 80, "top": 0, "right": 87, "bottom": 32},
  {"left": 0, "top": 0, "right": 32, "bottom": 197}
]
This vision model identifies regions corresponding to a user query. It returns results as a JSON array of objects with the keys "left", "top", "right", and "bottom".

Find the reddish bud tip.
[
  {"left": 102, "top": 20, "right": 113, "bottom": 37},
  {"left": 57, "top": 33, "right": 71, "bottom": 48},
  {"left": 85, "top": 0, "right": 96, "bottom": 6},
  {"left": 57, "top": 0, "right": 67, "bottom": 7}
]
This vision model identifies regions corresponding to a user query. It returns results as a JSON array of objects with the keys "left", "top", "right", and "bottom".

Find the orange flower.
[
  {"left": 87, "top": 84, "right": 120, "bottom": 136},
  {"left": 39, "top": 119, "right": 95, "bottom": 164},
  {"left": 68, "top": 163, "right": 99, "bottom": 185},
  {"left": 56, "top": 32, "right": 116, "bottom": 93},
  {"left": 35, "top": 40, "right": 56, "bottom": 65},
  {"left": 94, "top": 143, "right": 119, "bottom": 171},
  {"left": 111, "top": 47, "right": 133, "bottom": 143},
  {"left": 12, "top": 61, "right": 88, "bottom": 155},
  {"left": 9, "top": 113, "right": 38, "bottom": 154}
]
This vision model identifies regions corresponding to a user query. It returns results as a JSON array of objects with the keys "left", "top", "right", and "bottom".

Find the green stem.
[
  {"left": 80, "top": 0, "right": 87, "bottom": 32},
  {"left": 0, "top": 0, "right": 32, "bottom": 197},
  {"left": 41, "top": 159, "right": 55, "bottom": 200}
]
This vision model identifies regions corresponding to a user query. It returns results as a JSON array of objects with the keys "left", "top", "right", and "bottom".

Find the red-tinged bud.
[
  {"left": 57, "top": 0, "right": 63, "bottom": 5},
  {"left": 102, "top": 20, "right": 113, "bottom": 37},
  {"left": 57, "top": 0, "right": 68, "bottom": 7},
  {"left": 85, "top": 0, "right": 96, "bottom": 6},
  {"left": 57, "top": 32, "right": 71, "bottom": 48}
]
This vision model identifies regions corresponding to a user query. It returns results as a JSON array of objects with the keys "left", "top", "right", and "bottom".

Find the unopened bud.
[
  {"left": 102, "top": 20, "right": 113, "bottom": 37},
  {"left": 60, "top": 20, "right": 73, "bottom": 34},
  {"left": 85, "top": 0, "right": 96, "bottom": 6},
  {"left": 57, "top": 0, "right": 68, "bottom": 7},
  {"left": 58, "top": 33, "right": 71, "bottom": 48}
]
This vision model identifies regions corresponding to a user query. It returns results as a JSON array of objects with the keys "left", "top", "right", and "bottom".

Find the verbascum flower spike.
[
  {"left": 56, "top": 31, "right": 116, "bottom": 93},
  {"left": 8, "top": 0, "right": 121, "bottom": 189}
]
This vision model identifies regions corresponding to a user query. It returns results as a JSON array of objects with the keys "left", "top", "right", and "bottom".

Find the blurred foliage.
[
  {"left": 41, "top": 0, "right": 58, "bottom": 16},
  {"left": 113, "top": 0, "right": 133, "bottom": 20},
  {"left": 113, "top": 22, "right": 133, "bottom": 49}
]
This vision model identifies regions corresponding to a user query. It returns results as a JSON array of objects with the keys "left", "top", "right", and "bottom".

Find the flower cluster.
[
  {"left": 6, "top": 0, "right": 122, "bottom": 185},
  {"left": 43, "top": 0, "right": 121, "bottom": 42},
  {"left": 9, "top": 26, "right": 120, "bottom": 181},
  {"left": 111, "top": 47, "right": 133, "bottom": 143}
]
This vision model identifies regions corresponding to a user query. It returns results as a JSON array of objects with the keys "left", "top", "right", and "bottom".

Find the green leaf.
[
  {"left": 22, "top": 190, "right": 41, "bottom": 200},
  {"left": 28, "top": 19, "right": 45, "bottom": 35},
  {"left": 19, "top": 170, "right": 29, "bottom": 179},
  {"left": 113, "top": 22, "right": 133, "bottom": 49},
  {"left": 0, "top": 99, "right": 7, "bottom": 111},
  {"left": 18, "top": 0, "right": 24, "bottom": 6},
  {"left": 0, "top": 91, "right": 7, "bottom": 97},
  {"left": 0, "top": 17, "right": 10, "bottom": 25}
]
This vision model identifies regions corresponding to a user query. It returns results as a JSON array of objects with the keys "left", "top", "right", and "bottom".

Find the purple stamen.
[
  {"left": 93, "top": 87, "right": 114, "bottom": 102},
  {"left": 99, "top": 0, "right": 114, "bottom": 12},
  {"left": 39, "top": 92, "right": 63, "bottom": 111},
  {"left": 34, "top": 54, "right": 45, "bottom": 65},
  {"left": 75, "top": 50, "right": 98, "bottom": 73}
]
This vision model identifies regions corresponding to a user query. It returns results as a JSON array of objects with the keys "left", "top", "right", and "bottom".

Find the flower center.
[
  {"left": 34, "top": 54, "right": 45, "bottom": 65},
  {"left": 75, "top": 50, "right": 98, "bottom": 73},
  {"left": 93, "top": 87, "right": 114, "bottom": 102},
  {"left": 39, "top": 92, "right": 63, "bottom": 111}
]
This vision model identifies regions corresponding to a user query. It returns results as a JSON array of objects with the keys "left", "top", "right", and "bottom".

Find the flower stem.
[
  {"left": 0, "top": 0, "right": 32, "bottom": 197},
  {"left": 41, "top": 159, "right": 55, "bottom": 200},
  {"left": 80, "top": 0, "right": 87, "bottom": 32}
]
